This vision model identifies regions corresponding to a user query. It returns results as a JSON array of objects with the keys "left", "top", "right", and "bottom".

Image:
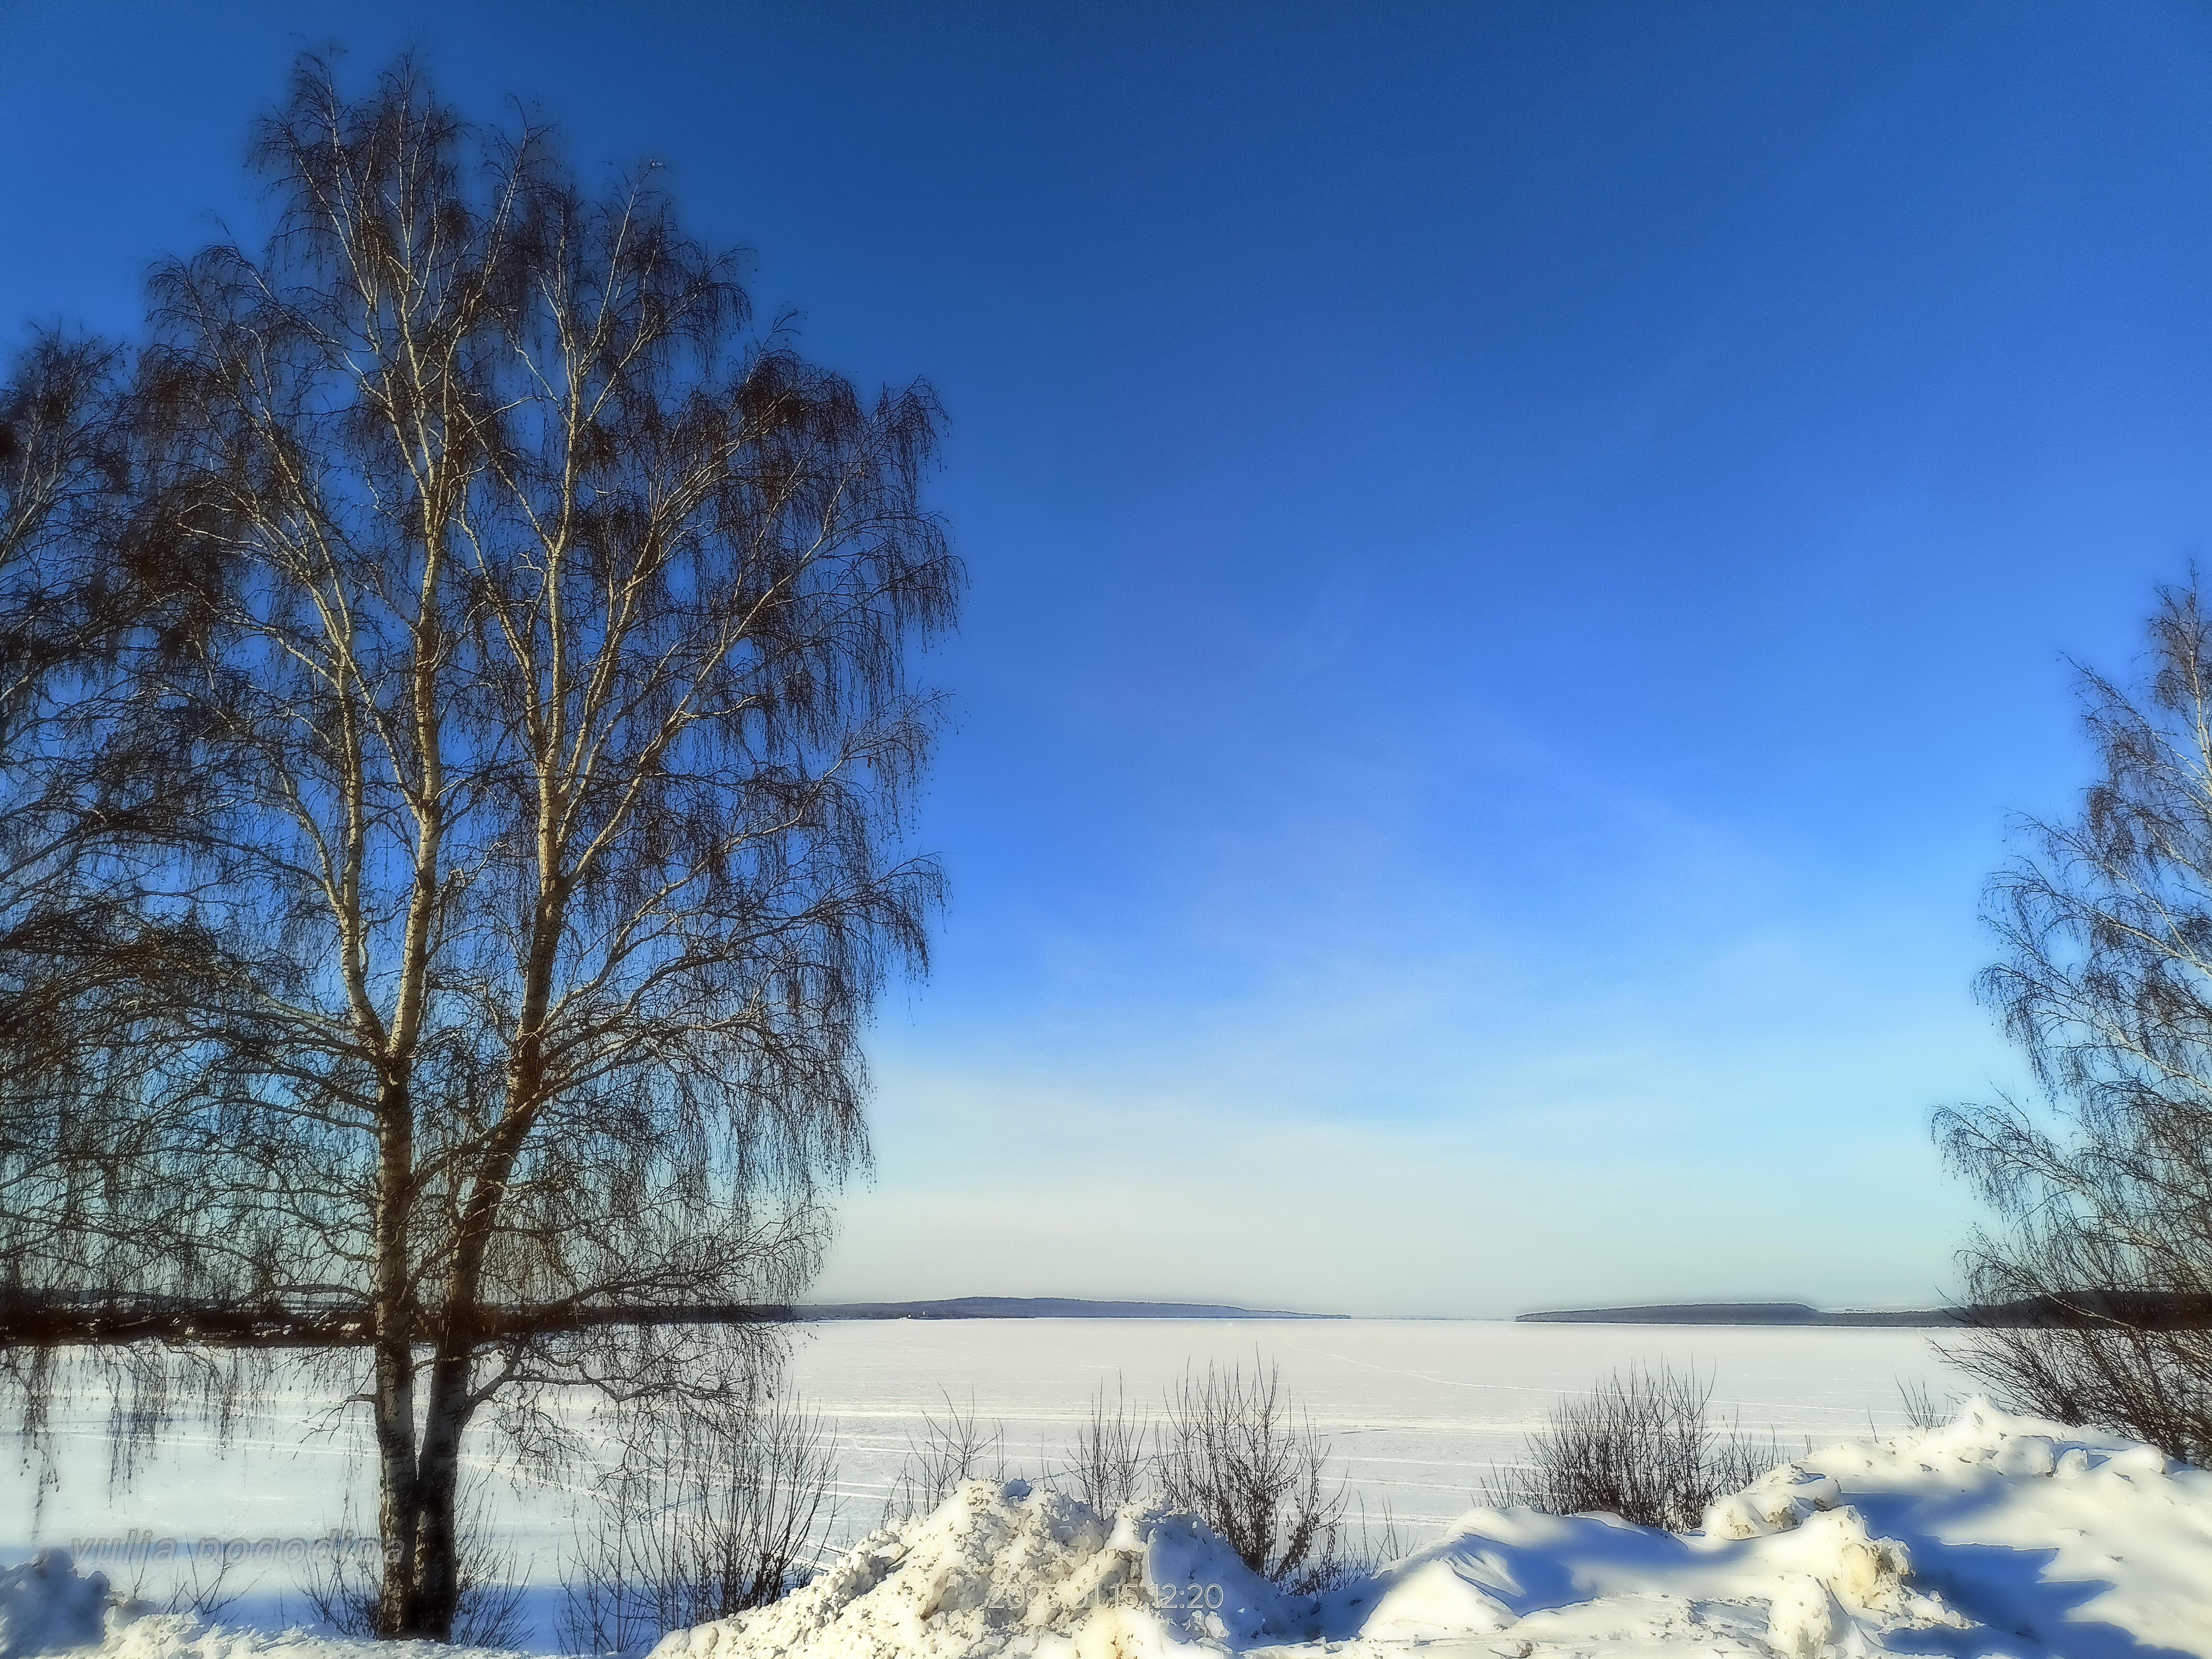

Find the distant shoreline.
[
  {"left": 1517, "top": 1301, "right": 1962, "bottom": 1327},
  {"left": 1517, "top": 1294, "right": 2212, "bottom": 1328},
  {"left": 792, "top": 1296, "right": 1349, "bottom": 1321},
  {"left": 779, "top": 1294, "right": 2212, "bottom": 1327}
]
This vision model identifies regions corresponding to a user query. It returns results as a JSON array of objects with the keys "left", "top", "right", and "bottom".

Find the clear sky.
[{"left": 5, "top": 1, "right": 2209, "bottom": 1316}]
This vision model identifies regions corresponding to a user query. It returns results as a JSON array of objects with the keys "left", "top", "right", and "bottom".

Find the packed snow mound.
[
  {"left": 0, "top": 1552, "right": 117, "bottom": 1659},
  {"left": 648, "top": 1478, "right": 1292, "bottom": 1659},
  {"left": 1333, "top": 1399, "right": 2212, "bottom": 1657},
  {"left": 1327, "top": 1495, "right": 1965, "bottom": 1655},
  {"left": 0, "top": 1554, "right": 518, "bottom": 1659},
  {"left": 1768, "top": 1398, "right": 2212, "bottom": 1657},
  {"left": 657, "top": 1402, "right": 2212, "bottom": 1659},
  {"left": 100, "top": 1621, "right": 520, "bottom": 1659}
]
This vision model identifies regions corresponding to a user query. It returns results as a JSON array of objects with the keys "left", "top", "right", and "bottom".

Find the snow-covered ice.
[{"left": 782, "top": 1318, "right": 1970, "bottom": 1539}]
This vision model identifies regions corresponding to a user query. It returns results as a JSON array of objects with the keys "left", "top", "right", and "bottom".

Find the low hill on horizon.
[
  {"left": 792, "top": 1295, "right": 1347, "bottom": 1321},
  {"left": 1518, "top": 1301, "right": 1958, "bottom": 1327},
  {"left": 1520, "top": 1293, "right": 2212, "bottom": 1328}
]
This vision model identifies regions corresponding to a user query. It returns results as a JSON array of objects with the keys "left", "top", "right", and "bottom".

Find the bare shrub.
[
  {"left": 124, "top": 1551, "right": 242, "bottom": 1620},
  {"left": 883, "top": 1389, "right": 1007, "bottom": 1522},
  {"left": 1337, "top": 1493, "right": 1405, "bottom": 1579},
  {"left": 1061, "top": 1374, "right": 1151, "bottom": 1514},
  {"left": 297, "top": 1477, "right": 526, "bottom": 1648},
  {"left": 1158, "top": 1358, "right": 1347, "bottom": 1596},
  {"left": 1896, "top": 1375, "right": 1959, "bottom": 1433},
  {"left": 561, "top": 1390, "right": 840, "bottom": 1657},
  {"left": 1488, "top": 1363, "right": 1782, "bottom": 1533}
]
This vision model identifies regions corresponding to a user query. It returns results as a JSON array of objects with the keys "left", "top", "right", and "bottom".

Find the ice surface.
[{"left": 780, "top": 1317, "right": 1968, "bottom": 1539}]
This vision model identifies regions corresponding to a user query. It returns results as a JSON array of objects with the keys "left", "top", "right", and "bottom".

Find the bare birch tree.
[
  {"left": 1939, "top": 579, "right": 2212, "bottom": 1463},
  {"left": 1, "top": 56, "right": 956, "bottom": 1639}
]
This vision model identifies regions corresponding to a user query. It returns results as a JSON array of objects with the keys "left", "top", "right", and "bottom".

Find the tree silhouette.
[
  {"left": 1941, "top": 580, "right": 2212, "bottom": 1464},
  {"left": 0, "top": 55, "right": 957, "bottom": 1639}
]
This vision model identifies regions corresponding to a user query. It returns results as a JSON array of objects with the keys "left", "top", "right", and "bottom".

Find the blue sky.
[{"left": 5, "top": 1, "right": 2210, "bottom": 1315}]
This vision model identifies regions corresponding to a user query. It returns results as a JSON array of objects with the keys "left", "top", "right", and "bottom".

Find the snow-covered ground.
[
  {"left": 13, "top": 1401, "right": 2209, "bottom": 1658},
  {"left": 6, "top": 1320, "right": 1968, "bottom": 1648}
]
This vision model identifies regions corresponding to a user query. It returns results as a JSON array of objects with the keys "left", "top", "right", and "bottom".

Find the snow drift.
[
  {"left": 0, "top": 1559, "right": 512, "bottom": 1659},
  {"left": 13, "top": 1400, "right": 2212, "bottom": 1658},
  {"left": 0, "top": 1553, "right": 114, "bottom": 1659},
  {"left": 651, "top": 1400, "right": 2212, "bottom": 1658},
  {"left": 648, "top": 1479, "right": 1289, "bottom": 1659}
]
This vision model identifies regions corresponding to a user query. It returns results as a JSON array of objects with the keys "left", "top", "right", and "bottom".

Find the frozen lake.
[
  {"left": 4, "top": 1318, "right": 1970, "bottom": 1647},
  {"left": 789, "top": 1317, "right": 1969, "bottom": 1539}
]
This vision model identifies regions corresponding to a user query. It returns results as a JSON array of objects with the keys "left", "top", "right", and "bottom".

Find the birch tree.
[
  {"left": 1940, "top": 580, "right": 2212, "bottom": 1464},
  {"left": 2, "top": 56, "right": 957, "bottom": 1639}
]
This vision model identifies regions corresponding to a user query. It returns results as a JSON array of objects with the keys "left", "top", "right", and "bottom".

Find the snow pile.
[
  {"left": 1778, "top": 1398, "right": 2212, "bottom": 1656},
  {"left": 1337, "top": 1492, "right": 1969, "bottom": 1656},
  {"left": 648, "top": 1478, "right": 1292, "bottom": 1659},
  {"left": 104, "top": 1622, "right": 353, "bottom": 1659},
  {"left": 99, "top": 1621, "right": 522, "bottom": 1659},
  {"left": 1330, "top": 1401, "right": 2212, "bottom": 1657},
  {"left": 0, "top": 1554, "right": 513, "bottom": 1659},
  {"left": 653, "top": 1401, "right": 2212, "bottom": 1659},
  {"left": 0, "top": 1553, "right": 118, "bottom": 1659}
]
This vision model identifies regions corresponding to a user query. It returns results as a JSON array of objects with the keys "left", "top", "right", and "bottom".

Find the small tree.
[
  {"left": 1938, "top": 579, "right": 2212, "bottom": 1463},
  {"left": 0, "top": 54, "right": 957, "bottom": 1639}
]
